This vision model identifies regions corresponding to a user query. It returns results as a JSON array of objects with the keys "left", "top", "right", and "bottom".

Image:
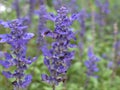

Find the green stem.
[
  {"left": 84, "top": 76, "right": 90, "bottom": 90},
  {"left": 52, "top": 85, "right": 55, "bottom": 90},
  {"left": 112, "top": 23, "right": 118, "bottom": 79}
]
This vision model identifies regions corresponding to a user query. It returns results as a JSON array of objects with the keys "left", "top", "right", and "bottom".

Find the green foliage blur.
[{"left": 0, "top": 0, "right": 120, "bottom": 90}]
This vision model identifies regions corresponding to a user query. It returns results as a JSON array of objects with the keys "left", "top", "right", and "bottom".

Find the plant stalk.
[{"left": 52, "top": 85, "right": 55, "bottom": 90}]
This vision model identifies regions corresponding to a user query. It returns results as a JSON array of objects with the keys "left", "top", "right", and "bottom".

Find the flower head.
[
  {"left": 0, "top": 18, "right": 36, "bottom": 88},
  {"left": 84, "top": 47, "right": 100, "bottom": 78},
  {"left": 95, "top": 0, "right": 110, "bottom": 14},
  {"left": 41, "top": 6, "right": 76, "bottom": 85},
  {"left": 37, "top": 1, "right": 48, "bottom": 49},
  {"left": 12, "top": 0, "right": 20, "bottom": 18}
]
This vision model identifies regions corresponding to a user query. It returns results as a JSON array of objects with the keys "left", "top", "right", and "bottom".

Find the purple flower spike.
[
  {"left": 28, "top": 0, "right": 36, "bottom": 25},
  {"left": 102, "top": 0, "right": 110, "bottom": 14},
  {"left": 85, "top": 47, "right": 100, "bottom": 77},
  {"left": 0, "top": 18, "right": 36, "bottom": 89},
  {"left": 95, "top": 0, "right": 110, "bottom": 26},
  {"left": 41, "top": 6, "right": 77, "bottom": 86},
  {"left": 13, "top": 0, "right": 20, "bottom": 18},
  {"left": 36, "top": 1, "right": 48, "bottom": 50},
  {"left": 88, "top": 47, "right": 94, "bottom": 58}
]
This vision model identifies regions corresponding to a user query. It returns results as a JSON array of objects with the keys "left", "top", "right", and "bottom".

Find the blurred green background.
[{"left": 0, "top": 0, "right": 120, "bottom": 90}]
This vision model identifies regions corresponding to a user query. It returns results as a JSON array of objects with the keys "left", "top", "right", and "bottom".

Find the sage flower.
[
  {"left": 84, "top": 47, "right": 100, "bottom": 77},
  {"left": 0, "top": 18, "right": 36, "bottom": 89},
  {"left": 41, "top": 6, "right": 77, "bottom": 86}
]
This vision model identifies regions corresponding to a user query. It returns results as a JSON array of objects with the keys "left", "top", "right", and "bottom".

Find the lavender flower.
[
  {"left": 84, "top": 47, "right": 100, "bottom": 77},
  {"left": 95, "top": 0, "right": 110, "bottom": 14},
  {"left": 102, "top": 0, "right": 110, "bottom": 14},
  {"left": 28, "top": 0, "right": 36, "bottom": 25},
  {"left": 107, "top": 61, "right": 113, "bottom": 68},
  {"left": 0, "top": 18, "right": 36, "bottom": 89},
  {"left": 37, "top": 0, "right": 48, "bottom": 50},
  {"left": 78, "top": 9, "right": 87, "bottom": 38},
  {"left": 95, "top": 0, "right": 110, "bottom": 26},
  {"left": 41, "top": 6, "right": 77, "bottom": 87},
  {"left": 53, "top": 0, "right": 78, "bottom": 14},
  {"left": 68, "top": 0, "right": 78, "bottom": 13},
  {"left": 13, "top": 0, "right": 20, "bottom": 18},
  {"left": 94, "top": 13, "right": 106, "bottom": 26}
]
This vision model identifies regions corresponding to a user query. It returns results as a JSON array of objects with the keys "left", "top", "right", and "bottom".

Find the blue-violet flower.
[
  {"left": 41, "top": 6, "right": 77, "bottom": 86},
  {"left": 0, "top": 18, "right": 36, "bottom": 89}
]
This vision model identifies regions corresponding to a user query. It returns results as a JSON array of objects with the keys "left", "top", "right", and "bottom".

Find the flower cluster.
[
  {"left": 78, "top": 9, "right": 87, "bottom": 38},
  {"left": 37, "top": 0, "right": 48, "bottom": 49},
  {"left": 75, "top": 9, "right": 87, "bottom": 58},
  {"left": 13, "top": 0, "right": 20, "bottom": 18},
  {"left": 28, "top": 0, "right": 36, "bottom": 25},
  {"left": 68, "top": 0, "right": 79, "bottom": 13},
  {"left": 95, "top": 0, "right": 110, "bottom": 26},
  {"left": 41, "top": 6, "right": 77, "bottom": 86},
  {"left": 0, "top": 18, "right": 36, "bottom": 88},
  {"left": 95, "top": 0, "right": 110, "bottom": 14},
  {"left": 84, "top": 47, "right": 99, "bottom": 78}
]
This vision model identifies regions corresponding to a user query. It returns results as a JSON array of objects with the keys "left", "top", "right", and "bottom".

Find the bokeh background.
[{"left": 0, "top": 0, "right": 120, "bottom": 90}]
